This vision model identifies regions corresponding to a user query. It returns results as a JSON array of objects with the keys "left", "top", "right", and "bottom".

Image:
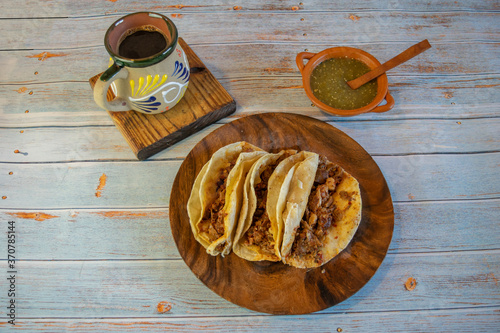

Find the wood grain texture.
[
  {"left": 1, "top": 74, "right": 498, "bottom": 127},
  {"left": 170, "top": 113, "right": 394, "bottom": 314},
  {"left": 1, "top": 153, "right": 498, "bottom": 209},
  {"left": 3, "top": 251, "right": 498, "bottom": 317},
  {"left": 0, "top": 199, "right": 498, "bottom": 260},
  {"left": 2, "top": 118, "right": 499, "bottom": 162},
  {"left": 88, "top": 38, "right": 235, "bottom": 160},
  {"left": 4, "top": 308, "right": 500, "bottom": 333},
  {"left": 1, "top": 42, "right": 497, "bottom": 85},
  {"left": 3, "top": 0, "right": 497, "bottom": 18},
  {"left": 2, "top": 12, "right": 498, "bottom": 49}
]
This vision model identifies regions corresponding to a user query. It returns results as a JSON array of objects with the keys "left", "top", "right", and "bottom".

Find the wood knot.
[
  {"left": 157, "top": 301, "right": 172, "bottom": 313},
  {"left": 190, "top": 66, "right": 206, "bottom": 74},
  {"left": 405, "top": 277, "right": 417, "bottom": 291}
]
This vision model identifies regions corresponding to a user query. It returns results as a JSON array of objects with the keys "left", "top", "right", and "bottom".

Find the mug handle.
[
  {"left": 93, "top": 63, "right": 131, "bottom": 112},
  {"left": 296, "top": 52, "right": 316, "bottom": 74},
  {"left": 371, "top": 91, "right": 395, "bottom": 113}
]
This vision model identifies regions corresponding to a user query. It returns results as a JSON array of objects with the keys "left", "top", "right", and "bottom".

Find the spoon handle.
[{"left": 347, "top": 39, "right": 431, "bottom": 90}]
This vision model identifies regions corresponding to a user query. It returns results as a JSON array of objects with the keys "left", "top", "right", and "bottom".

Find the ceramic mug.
[{"left": 93, "top": 12, "right": 190, "bottom": 114}]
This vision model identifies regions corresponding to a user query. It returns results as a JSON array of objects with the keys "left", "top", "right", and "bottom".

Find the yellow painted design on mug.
[
  {"left": 139, "top": 75, "right": 152, "bottom": 96},
  {"left": 129, "top": 74, "right": 170, "bottom": 98},
  {"left": 136, "top": 76, "right": 144, "bottom": 96},
  {"left": 146, "top": 74, "right": 167, "bottom": 95},
  {"left": 130, "top": 80, "right": 135, "bottom": 96},
  {"left": 145, "top": 74, "right": 160, "bottom": 95}
]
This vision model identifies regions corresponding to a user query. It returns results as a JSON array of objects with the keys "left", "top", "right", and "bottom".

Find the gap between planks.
[
  {"left": 3, "top": 7, "right": 499, "bottom": 21},
  {"left": 7, "top": 248, "right": 500, "bottom": 262},
  {"left": 9, "top": 304, "right": 500, "bottom": 320},
  {"left": 0, "top": 197, "right": 498, "bottom": 211},
  {"left": 1, "top": 114, "right": 500, "bottom": 130},
  {"left": 1, "top": 145, "right": 500, "bottom": 163}
]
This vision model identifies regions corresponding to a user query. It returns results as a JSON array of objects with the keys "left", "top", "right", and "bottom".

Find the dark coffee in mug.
[
  {"left": 118, "top": 25, "right": 167, "bottom": 59},
  {"left": 95, "top": 12, "right": 190, "bottom": 114}
]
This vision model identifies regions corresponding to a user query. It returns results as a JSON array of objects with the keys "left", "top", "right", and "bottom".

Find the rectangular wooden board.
[{"left": 89, "top": 38, "right": 236, "bottom": 160}]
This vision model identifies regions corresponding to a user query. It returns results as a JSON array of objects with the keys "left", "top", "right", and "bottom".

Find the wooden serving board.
[
  {"left": 170, "top": 112, "right": 394, "bottom": 315},
  {"left": 89, "top": 38, "right": 236, "bottom": 160}
]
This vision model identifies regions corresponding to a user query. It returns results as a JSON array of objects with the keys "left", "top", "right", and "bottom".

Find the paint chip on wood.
[
  {"left": 349, "top": 14, "right": 360, "bottom": 21},
  {"left": 95, "top": 173, "right": 107, "bottom": 198},
  {"left": 405, "top": 277, "right": 417, "bottom": 291},
  {"left": 7, "top": 212, "right": 58, "bottom": 221},
  {"left": 157, "top": 301, "right": 172, "bottom": 313},
  {"left": 443, "top": 91, "right": 454, "bottom": 99},
  {"left": 27, "top": 52, "right": 67, "bottom": 61}
]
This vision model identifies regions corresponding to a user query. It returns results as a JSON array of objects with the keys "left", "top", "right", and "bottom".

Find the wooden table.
[{"left": 1, "top": 1, "right": 499, "bottom": 331}]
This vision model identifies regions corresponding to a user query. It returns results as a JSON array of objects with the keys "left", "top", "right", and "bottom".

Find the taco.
[
  {"left": 187, "top": 141, "right": 266, "bottom": 256},
  {"left": 281, "top": 154, "right": 362, "bottom": 268},
  {"left": 232, "top": 149, "right": 299, "bottom": 261}
]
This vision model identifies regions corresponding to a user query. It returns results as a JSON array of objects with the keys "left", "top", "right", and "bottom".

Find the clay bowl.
[{"left": 296, "top": 47, "right": 394, "bottom": 116}]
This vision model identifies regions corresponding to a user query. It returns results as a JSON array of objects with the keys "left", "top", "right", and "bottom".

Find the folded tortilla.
[
  {"left": 187, "top": 141, "right": 266, "bottom": 256},
  {"left": 281, "top": 154, "right": 362, "bottom": 268},
  {"left": 232, "top": 149, "right": 299, "bottom": 261}
]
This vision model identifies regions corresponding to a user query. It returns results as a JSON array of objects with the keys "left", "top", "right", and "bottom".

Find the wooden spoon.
[{"left": 347, "top": 39, "right": 431, "bottom": 90}]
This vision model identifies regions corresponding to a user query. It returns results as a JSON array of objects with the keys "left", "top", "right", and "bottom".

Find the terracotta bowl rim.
[{"left": 299, "top": 46, "right": 390, "bottom": 116}]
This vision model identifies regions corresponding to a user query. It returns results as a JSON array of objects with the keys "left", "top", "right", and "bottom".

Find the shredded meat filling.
[
  {"left": 290, "top": 155, "right": 344, "bottom": 263},
  {"left": 244, "top": 153, "right": 293, "bottom": 255},
  {"left": 198, "top": 162, "right": 235, "bottom": 242}
]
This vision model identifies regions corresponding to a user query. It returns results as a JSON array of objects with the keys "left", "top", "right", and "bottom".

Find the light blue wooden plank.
[
  {"left": 1, "top": 42, "right": 498, "bottom": 85},
  {"left": 0, "top": 208, "right": 174, "bottom": 260},
  {"left": 0, "top": 153, "right": 498, "bottom": 209},
  {"left": 375, "top": 153, "right": 500, "bottom": 201},
  {"left": 0, "top": 118, "right": 498, "bottom": 162},
  {"left": 3, "top": 251, "right": 498, "bottom": 317},
  {"left": 0, "top": 74, "right": 498, "bottom": 127},
  {"left": 0, "top": 12, "right": 498, "bottom": 50},
  {"left": 0, "top": 125, "right": 195, "bottom": 162},
  {"left": 392, "top": 199, "right": 500, "bottom": 253},
  {"left": 2, "top": 0, "right": 498, "bottom": 18},
  {"left": 5, "top": 308, "right": 500, "bottom": 333},
  {"left": 0, "top": 160, "right": 180, "bottom": 209},
  {"left": 0, "top": 200, "right": 498, "bottom": 260}
]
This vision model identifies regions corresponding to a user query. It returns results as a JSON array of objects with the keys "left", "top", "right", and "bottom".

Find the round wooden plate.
[{"left": 169, "top": 112, "right": 394, "bottom": 315}]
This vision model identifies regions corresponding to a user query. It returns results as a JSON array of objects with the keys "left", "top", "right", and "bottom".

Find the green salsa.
[{"left": 310, "top": 57, "right": 378, "bottom": 110}]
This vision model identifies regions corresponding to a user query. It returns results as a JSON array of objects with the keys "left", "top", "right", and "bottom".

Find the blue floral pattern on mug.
[{"left": 127, "top": 50, "right": 190, "bottom": 113}]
